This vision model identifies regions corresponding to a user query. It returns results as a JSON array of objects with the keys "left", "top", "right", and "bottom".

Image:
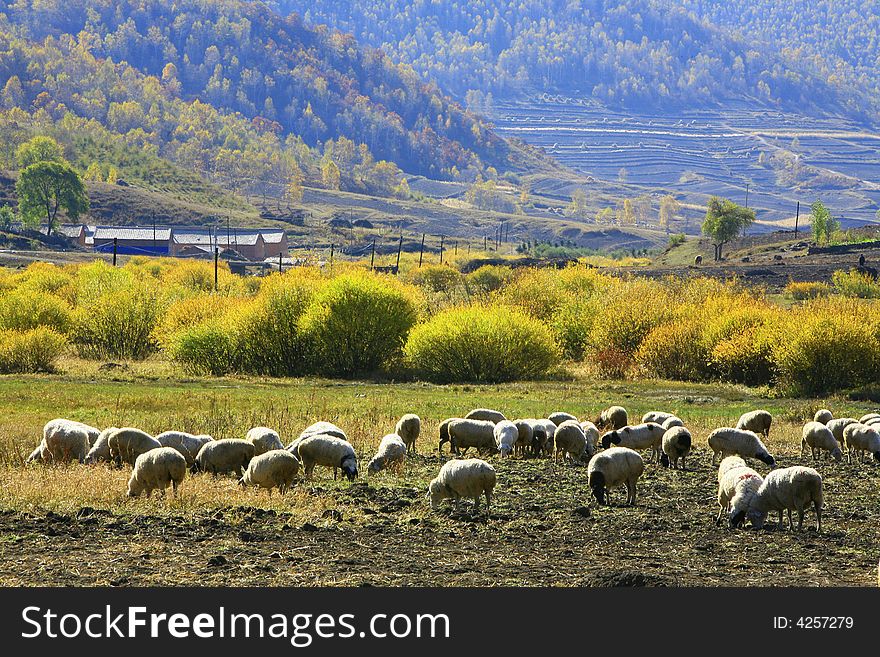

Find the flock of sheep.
[{"left": 22, "top": 405, "right": 880, "bottom": 534}]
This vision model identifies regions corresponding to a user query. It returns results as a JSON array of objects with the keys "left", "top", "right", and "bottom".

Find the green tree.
[
  {"left": 15, "top": 136, "right": 65, "bottom": 169},
  {"left": 701, "top": 196, "right": 755, "bottom": 261},
  {"left": 566, "top": 189, "right": 588, "bottom": 219},
  {"left": 810, "top": 200, "right": 838, "bottom": 244},
  {"left": 0, "top": 205, "right": 15, "bottom": 231},
  {"left": 84, "top": 162, "right": 104, "bottom": 181},
  {"left": 16, "top": 161, "right": 89, "bottom": 235}
]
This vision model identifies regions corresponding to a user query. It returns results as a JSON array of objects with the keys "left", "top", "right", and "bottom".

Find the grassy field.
[{"left": 0, "top": 363, "right": 878, "bottom": 587}]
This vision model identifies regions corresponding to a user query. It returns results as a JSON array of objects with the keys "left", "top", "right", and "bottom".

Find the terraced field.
[{"left": 492, "top": 96, "right": 880, "bottom": 230}]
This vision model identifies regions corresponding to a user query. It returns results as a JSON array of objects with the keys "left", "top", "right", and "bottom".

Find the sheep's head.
[
  {"left": 367, "top": 456, "right": 384, "bottom": 474},
  {"left": 830, "top": 447, "right": 843, "bottom": 462},
  {"left": 189, "top": 460, "right": 202, "bottom": 474},
  {"left": 340, "top": 455, "right": 358, "bottom": 481},
  {"left": 746, "top": 508, "right": 767, "bottom": 530},
  {"left": 600, "top": 431, "right": 619, "bottom": 449},
  {"left": 659, "top": 453, "right": 671, "bottom": 468},
  {"left": 756, "top": 451, "right": 776, "bottom": 468},
  {"left": 588, "top": 471, "right": 606, "bottom": 505},
  {"left": 728, "top": 509, "right": 747, "bottom": 529},
  {"left": 427, "top": 478, "right": 447, "bottom": 509}
]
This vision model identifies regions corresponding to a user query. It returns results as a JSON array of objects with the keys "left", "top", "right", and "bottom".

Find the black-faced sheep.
[
  {"left": 292, "top": 434, "right": 358, "bottom": 481},
  {"left": 587, "top": 446, "right": 644, "bottom": 506}
]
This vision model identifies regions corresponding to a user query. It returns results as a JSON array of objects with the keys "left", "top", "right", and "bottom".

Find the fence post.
[
  {"left": 794, "top": 201, "right": 800, "bottom": 236},
  {"left": 395, "top": 234, "right": 403, "bottom": 273},
  {"left": 370, "top": 239, "right": 376, "bottom": 271},
  {"left": 439, "top": 235, "right": 444, "bottom": 264},
  {"left": 418, "top": 233, "right": 425, "bottom": 268},
  {"left": 214, "top": 247, "right": 219, "bottom": 291},
  {"left": 330, "top": 243, "right": 334, "bottom": 271},
  {"left": 278, "top": 252, "right": 282, "bottom": 273},
  {"left": 112, "top": 237, "right": 118, "bottom": 266}
]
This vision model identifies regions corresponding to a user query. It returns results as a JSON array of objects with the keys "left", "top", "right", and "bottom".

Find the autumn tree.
[
  {"left": 15, "top": 135, "right": 65, "bottom": 168},
  {"left": 566, "top": 189, "right": 588, "bottom": 219},
  {"left": 701, "top": 196, "right": 755, "bottom": 261},
  {"left": 659, "top": 195, "right": 681, "bottom": 232},
  {"left": 16, "top": 161, "right": 89, "bottom": 235},
  {"left": 810, "top": 200, "right": 838, "bottom": 245}
]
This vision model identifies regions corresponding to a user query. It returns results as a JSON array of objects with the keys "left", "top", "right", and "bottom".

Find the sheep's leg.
[
  {"left": 485, "top": 490, "right": 491, "bottom": 516},
  {"left": 787, "top": 509, "right": 794, "bottom": 531},
  {"left": 815, "top": 503, "right": 822, "bottom": 533},
  {"left": 171, "top": 480, "right": 178, "bottom": 497},
  {"left": 776, "top": 510, "right": 784, "bottom": 530},
  {"left": 797, "top": 508, "right": 805, "bottom": 531},
  {"left": 334, "top": 467, "right": 338, "bottom": 480},
  {"left": 626, "top": 480, "right": 637, "bottom": 505},
  {"left": 800, "top": 439, "right": 806, "bottom": 457}
]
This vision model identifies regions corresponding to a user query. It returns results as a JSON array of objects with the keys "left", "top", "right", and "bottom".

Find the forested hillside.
[
  {"left": 0, "top": 0, "right": 530, "bottom": 199},
  {"left": 271, "top": 0, "right": 879, "bottom": 123}
]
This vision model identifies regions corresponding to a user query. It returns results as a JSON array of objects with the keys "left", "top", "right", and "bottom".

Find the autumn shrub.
[
  {"left": 0, "top": 289, "right": 72, "bottom": 333},
  {"left": 403, "top": 264, "right": 462, "bottom": 293},
  {"left": 404, "top": 305, "right": 560, "bottom": 383},
  {"left": 167, "top": 320, "right": 237, "bottom": 376},
  {"left": 832, "top": 270, "right": 880, "bottom": 299},
  {"left": 465, "top": 264, "right": 514, "bottom": 294},
  {"left": 785, "top": 280, "right": 832, "bottom": 301},
  {"left": 710, "top": 326, "right": 776, "bottom": 386},
  {"left": 636, "top": 319, "right": 712, "bottom": 382},
  {"left": 0, "top": 327, "right": 67, "bottom": 373}
]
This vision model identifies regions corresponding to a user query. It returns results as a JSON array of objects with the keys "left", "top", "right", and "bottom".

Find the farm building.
[{"left": 92, "top": 226, "right": 173, "bottom": 256}]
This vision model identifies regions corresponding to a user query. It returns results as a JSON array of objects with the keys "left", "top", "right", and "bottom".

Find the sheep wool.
[
  {"left": 660, "top": 426, "right": 692, "bottom": 470},
  {"left": 39, "top": 418, "right": 100, "bottom": 463},
  {"left": 859, "top": 413, "right": 880, "bottom": 424},
  {"left": 447, "top": 419, "right": 498, "bottom": 456},
  {"left": 494, "top": 421, "right": 520, "bottom": 458},
  {"left": 549, "top": 412, "right": 578, "bottom": 426},
  {"left": 843, "top": 423, "right": 880, "bottom": 464},
  {"left": 367, "top": 434, "right": 407, "bottom": 474},
  {"left": 530, "top": 418, "right": 557, "bottom": 456},
  {"left": 587, "top": 446, "right": 644, "bottom": 506},
  {"left": 814, "top": 409, "right": 834, "bottom": 425},
  {"left": 395, "top": 414, "right": 421, "bottom": 454},
  {"left": 246, "top": 427, "right": 284, "bottom": 456},
  {"left": 642, "top": 411, "right": 674, "bottom": 425},
  {"left": 661, "top": 416, "right": 684, "bottom": 430},
  {"left": 719, "top": 461, "right": 764, "bottom": 528},
  {"left": 84, "top": 427, "right": 119, "bottom": 464},
  {"left": 286, "top": 421, "right": 348, "bottom": 454},
  {"left": 292, "top": 434, "right": 358, "bottom": 481},
  {"left": 239, "top": 450, "right": 300, "bottom": 494},
  {"left": 464, "top": 408, "right": 506, "bottom": 424},
  {"left": 553, "top": 420, "right": 593, "bottom": 463},
  {"left": 800, "top": 422, "right": 843, "bottom": 462},
  {"left": 596, "top": 406, "right": 628, "bottom": 430},
  {"left": 512, "top": 420, "right": 534, "bottom": 456},
  {"left": 826, "top": 418, "right": 858, "bottom": 447},
  {"left": 600, "top": 423, "right": 665, "bottom": 462},
  {"left": 127, "top": 447, "right": 187, "bottom": 498},
  {"left": 580, "top": 421, "right": 600, "bottom": 451},
  {"left": 706, "top": 427, "right": 776, "bottom": 467},
  {"left": 192, "top": 439, "right": 255, "bottom": 477},
  {"left": 427, "top": 458, "right": 496, "bottom": 514},
  {"left": 745, "top": 466, "right": 823, "bottom": 532},
  {"left": 108, "top": 428, "right": 162, "bottom": 467},
  {"left": 438, "top": 417, "right": 463, "bottom": 454},
  {"left": 736, "top": 410, "right": 773, "bottom": 439},
  {"left": 156, "top": 431, "right": 213, "bottom": 465}
]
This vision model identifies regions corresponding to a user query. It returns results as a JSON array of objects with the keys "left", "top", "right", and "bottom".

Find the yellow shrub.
[{"left": 785, "top": 280, "right": 832, "bottom": 301}]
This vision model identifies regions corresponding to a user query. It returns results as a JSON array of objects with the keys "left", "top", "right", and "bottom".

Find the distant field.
[{"left": 0, "top": 369, "right": 878, "bottom": 586}]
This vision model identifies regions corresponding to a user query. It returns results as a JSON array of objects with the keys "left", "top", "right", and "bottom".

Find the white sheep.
[
  {"left": 32, "top": 418, "right": 100, "bottom": 463},
  {"left": 843, "top": 423, "right": 880, "bottom": 464},
  {"left": 661, "top": 416, "right": 684, "bottom": 430},
  {"left": 587, "top": 446, "right": 645, "bottom": 506},
  {"left": 239, "top": 450, "right": 300, "bottom": 494},
  {"left": 427, "top": 458, "right": 496, "bottom": 514},
  {"left": 464, "top": 408, "right": 506, "bottom": 424},
  {"left": 292, "top": 434, "right": 358, "bottom": 481},
  {"left": 814, "top": 409, "right": 834, "bottom": 425},
  {"left": 642, "top": 411, "right": 674, "bottom": 425},
  {"left": 580, "top": 421, "right": 600, "bottom": 451},
  {"left": 192, "top": 439, "right": 255, "bottom": 477},
  {"left": 736, "top": 410, "right": 772, "bottom": 440},
  {"left": 437, "top": 417, "right": 463, "bottom": 454},
  {"left": 707, "top": 427, "right": 776, "bottom": 467},
  {"left": 447, "top": 418, "right": 498, "bottom": 456},
  {"left": 108, "top": 428, "right": 162, "bottom": 467},
  {"left": 745, "top": 466, "right": 823, "bottom": 532},
  {"left": 512, "top": 419, "right": 534, "bottom": 457},
  {"left": 800, "top": 422, "right": 843, "bottom": 462},
  {"left": 246, "top": 427, "right": 284, "bottom": 456},
  {"left": 494, "top": 420, "right": 520, "bottom": 458},
  {"left": 865, "top": 417, "right": 880, "bottom": 428},
  {"left": 156, "top": 431, "right": 213, "bottom": 465},
  {"left": 549, "top": 411, "right": 578, "bottom": 426},
  {"left": 126, "top": 447, "right": 187, "bottom": 498},
  {"left": 859, "top": 413, "right": 880, "bottom": 424},
  {"left": 84, "top": 426, "right": 119, "bottom": 464},
  {"left": 718, "top": 458, "right": 764, "bottom": 527},
  {"left": 531, "top": 418, "right": 556, "bottom": 457},
  {"left": 826, "top": 418, "right": 858, "bottom": 449},
  {"left": 596, "top": 406, "right": 628, "bottom": 430},
  {"left": 395, "top": 414, "right": 421, "bottom": 454},
  {"left": 554, "top": 420, "right": 593, "bottom": 463},
  {"left": 367, "top": 434, "right": 407, "bottom": 474},
  {"left": 286, "top": 421, "right": 348, "bottom": 454},
  {"left": 600, "top": 423, "right": 665, "bottom": 462},
  {"left": 660, "top": 426, "right": 692, "bottom": 470}
]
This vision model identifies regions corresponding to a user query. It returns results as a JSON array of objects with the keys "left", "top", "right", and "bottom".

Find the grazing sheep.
[
  {"left": 531, "top": 418, "right": 557, "bottom": 457},
  {"left": 108, "top": 428, "right": 162, "bottom": 467},
  {"left": 859, "top": 413, "right": 880, "bottom": 424},
  {"left": 367, "top": 434, "right": 407, "bottom": 474},
  {"left": 736, "top": 410, "right": 772, "bottom": 440},
  {"left": 192, "top": 439, "right": 255, "bottom": 477},
  {"left": 512, "top": 419, "right": 534, "bottom": 457},
  {"left": 494, "top": 420, "right": 520, "bottom": 458},
  {"left": 596, "top": 406, "right": 628, "bottom": 430},
  {"left": 32, "top": 418, "right": 100, "bottom": 463},
  {"left": 395, "top": 414, "right": 421, "bottom": 454},
  {"left": 707, "top": 427, "right": 776, "bottom": 467},
  {"left": 580, "top": 421, "right": 600, "bottom": 451},
  {"left": 554, "top": 420, "right": 594, "bottom": 463},
  {"left": 842, "top": 423, "right": 880, "bottom": 464},
  {"left": 600, "top": 423, "right": 665, "bottom": 462},
  {"left": 660, "top": 426, "right": 692, "bottom": 470},
  {"left": 865, "top": 417, "right": 880, "bottom": 428},
  {"left": 694, "top": 255, "right": 703, "bottom": 265},
  {"left": 718, "top": 458, "right": 764, "bottom": 528},
  {"left": 661, "top": 416, "right": 684, "bottom": 430},
  {"left": 814, "top": 409, "right": 834, "bottom": 425},
  {"left": 800, "top": 422, "right": 843, "bottom": 462},
  {"left": 156, "top": 431, "right": 213, "bottom": 465},
  {"left": 448, "top": 419, "right": 498, "bottom": 456},
  {"left": 286, "top": 421, "right": 349, "bottom": 454},
  {"left": 587, "top": 446, "right": 645, "bottom": 506},
  {"left": 549, "top": 412, "right": 578, "bottom": 426},
  {"left": 745, "top": 466, "right": 823, "bottom": 532},
  {"left": 239, "top": 450, "right": 300, "bottom": 494},
  {"left": 642, "top": 411, "right": 674, "bottom": 425},
  {"left": 246, "top": 427, "right": 284, "bottom": 456},
  {"left": 826, "top": 418, "right": 858, "bottom": 449},
  {"left": 437, "top": 417, "right": 463, "bottom": 454},
  {"left": 84, "top": 427, "right": 119, "bottom": 464},
  {"left": 464, "top": 408, "right": 506, "bottom": 424},
  {"left": 427, "top": 458, "right": 496, "bottom": 514},
  {"left": 126, "top": 447, "right": 187, "bottom": 498},
  {"left": 292, "top": 434, "right": 358, "bottom": 481}
]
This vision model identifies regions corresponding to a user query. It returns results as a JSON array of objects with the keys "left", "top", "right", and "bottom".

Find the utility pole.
[
  {"left": 330, "top": 243, "right": 334, "bottom": 271},
  {"left": 745, "top": 183, "right": 750, "bottom": 209},
  {"left": 370, "top": 238, "right": 376, "bottom": 271},
  {"left": 214, "top": 247, "right": 219, "bottom": 291},
  {"left": 112, "top": 237, "right": 118, "bottom": 266},
  {"left": 278, "top": 252, "right": 283, "bottom": 273},
  {"left": 794, "top": 201, "right": 800, "bottom": 235},
  {"left": 395, "top": 234, "right": 403, "bottom": 273},
  {"left": 418, "top": 233, "right": 425, "bottom": 268},
  {"left": 439, "top": 235, "right": 444, "bottom": 264}
]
